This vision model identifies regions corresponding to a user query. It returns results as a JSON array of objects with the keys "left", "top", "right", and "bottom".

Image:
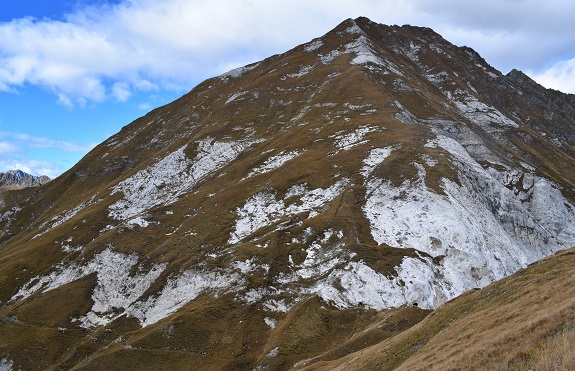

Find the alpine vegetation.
[{"left": 1, "top": 17, "right": 575, "bottom": 370}]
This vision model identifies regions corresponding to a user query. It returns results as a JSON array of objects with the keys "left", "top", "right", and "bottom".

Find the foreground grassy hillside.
[{"left": 302, "top": 247, "right": 575, "bottom": 370}]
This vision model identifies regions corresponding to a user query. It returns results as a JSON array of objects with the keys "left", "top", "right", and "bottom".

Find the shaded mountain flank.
[{"left": 1, "top": 17, "right": 575, "bottom": 370}]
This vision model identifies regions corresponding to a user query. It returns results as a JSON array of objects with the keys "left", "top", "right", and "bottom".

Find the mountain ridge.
[
  {"left": 0, "top": 169, "right": 50, "bottom": 191},
  {"left": 1, "top": 16, "right": 575, "bottom": 370}
]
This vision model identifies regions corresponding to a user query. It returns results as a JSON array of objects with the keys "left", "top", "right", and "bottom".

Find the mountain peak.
[
  {"left": 4, "top": 169, "right": 27, "bottom": 180},
  {"left": 0, "top": 169, "right": 50, "bottom": 191},
  {"left": 1, "top": 17, "right": 575, "bottom": 370}
]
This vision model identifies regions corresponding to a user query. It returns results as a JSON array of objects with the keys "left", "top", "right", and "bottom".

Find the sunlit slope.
[
  {"left": 304, "top": 248, "right": 575, "bottom": 370},
  {"left": 1, "top": 16, "right": 575, "bottom": 370}
]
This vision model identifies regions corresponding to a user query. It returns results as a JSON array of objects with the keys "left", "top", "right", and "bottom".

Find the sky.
[{"left": 1, "top": 0, "right": 574, "bottom": 178}]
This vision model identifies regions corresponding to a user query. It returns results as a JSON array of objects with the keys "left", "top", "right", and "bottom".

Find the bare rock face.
[
  {"left": 1, "top": 17, "right": 575, "bottom": 370},
  {"left": 0, "top": 170, "right": 50, "bottom": 191}
]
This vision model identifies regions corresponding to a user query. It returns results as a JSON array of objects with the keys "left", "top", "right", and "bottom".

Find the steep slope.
[
  {"left": 303, "top": 247, "right": 575, "bottom": 370},
  {"left": 1, "top": 17, "right": 575, "bottom": 370}
]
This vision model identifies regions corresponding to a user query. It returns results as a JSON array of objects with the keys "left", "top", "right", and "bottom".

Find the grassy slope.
[
  {"left": 2, "top": 18, "right": 575, "bottom": 370},
  {"left": 302, "top": 247, "right": 575, "bottom": 370}
]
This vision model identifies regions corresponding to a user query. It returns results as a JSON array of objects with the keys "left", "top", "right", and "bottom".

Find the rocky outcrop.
[
  {"left": 1, "top": 17, "right": 574, "bottom": 371},
  {"left": 0, "top": 170, "right": 50, "bottom": 191}
]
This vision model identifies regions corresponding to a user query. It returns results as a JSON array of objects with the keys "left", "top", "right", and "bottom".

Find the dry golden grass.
[
  {"left": 507, "top": 327, "right": 575, "bottom": 371},
  {"left": 303, "top": 248, "right": 575, "bottom": 371},
  {"left": 2, "top": 17, "right": 575, "bottom": 371}
]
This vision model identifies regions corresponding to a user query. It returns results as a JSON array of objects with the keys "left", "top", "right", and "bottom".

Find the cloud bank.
[{"left": 0, "top": 0, "right": 574, "bottom": 108}]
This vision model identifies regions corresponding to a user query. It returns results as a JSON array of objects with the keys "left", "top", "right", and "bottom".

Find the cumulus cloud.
[
  {"left": 112, "top": 82, "right": 131, "bottom": 102},
  {"left": 528, "top": 57, "right": 575, "bottom": 94},
  {"left": 0, "top": 0, "right": 574, "bottom": 100}
]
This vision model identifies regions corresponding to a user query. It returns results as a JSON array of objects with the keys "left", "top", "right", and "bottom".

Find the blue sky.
[{"left": 1, "top": 0, "right": 574, "bottom": 177}]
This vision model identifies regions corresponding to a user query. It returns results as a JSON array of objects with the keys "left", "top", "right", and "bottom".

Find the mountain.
[
  {"left": 303, "top": 247, "right": 575, "bottom": 370},
  {"left": 0, "top": 170, "right": 50, "bottom": 191},
  {"left": 1, "top": 16, "right": 575, "bottom": 370}
]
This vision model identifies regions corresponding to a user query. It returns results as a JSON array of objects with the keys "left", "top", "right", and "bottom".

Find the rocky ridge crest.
[{"left": 0, "top": 170, "right": 50, "bottom": 191}]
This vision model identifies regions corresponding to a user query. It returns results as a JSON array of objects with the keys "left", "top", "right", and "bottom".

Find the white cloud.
[
  {"left": 0, "top": 132, "right": 96, "bottom": 177},
  {"left": 0, "top": 159, "right": 62, "bottom": 178},
  {"left": 0, "top": 141, "right": 19, "bottom": 154},
  {"left": 112, "top": 81, "right": 131, "bottom": 102},
  {"left": 528, "top": 57, "right": 575, "bottom": 94},
  {"left": 0, "top": 132, "right": 97, "bottom": 152},
  {"left": 57, "top": 92, "right": 74, "bottom": 109},
  {"left": 408, "top": 0, "right": 575, "bottom": 74},
  {"left": 0, "top": 0, "right": 574, "bottom": 99}
]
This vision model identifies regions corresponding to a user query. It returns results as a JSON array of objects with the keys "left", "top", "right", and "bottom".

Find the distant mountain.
[
  {"left": 1, "top": 16, "right": 575, "bottom": 370},
  {"left": 0, "top": 170, "right": 50, "bottom": 191}
]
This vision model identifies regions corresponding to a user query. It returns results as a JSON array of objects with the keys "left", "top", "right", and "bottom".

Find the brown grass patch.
[{"left": 303, "top": 248, "right": 575, "bottom": 371}]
